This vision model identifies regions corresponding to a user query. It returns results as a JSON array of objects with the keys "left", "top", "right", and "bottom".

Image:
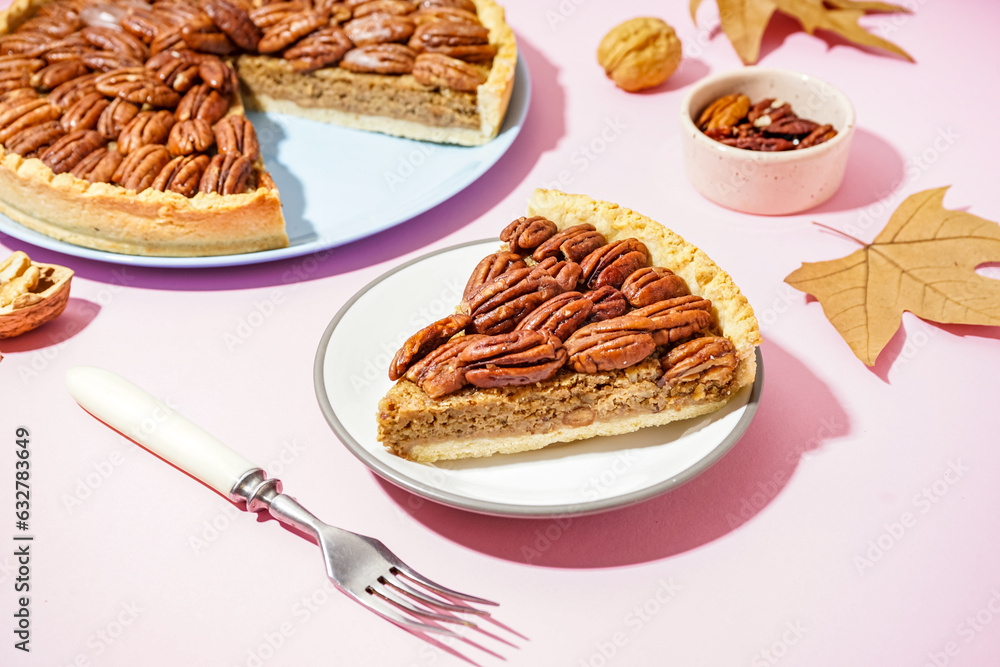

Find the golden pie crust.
[
  {"left": 377, "top": 189, "right": 762, "bottom": 462},
  {"left": 0, "top": 0, "right": 517, "bottom": 257}
]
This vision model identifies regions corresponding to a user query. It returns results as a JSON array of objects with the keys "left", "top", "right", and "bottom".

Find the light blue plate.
[{"left": 0, "top": 56, "right": 530, "bottom": 268}]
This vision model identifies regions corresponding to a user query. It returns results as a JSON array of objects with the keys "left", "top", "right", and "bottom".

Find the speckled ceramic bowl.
[{"left": 680, "top": 67, "right": 855, "bottom": 215}]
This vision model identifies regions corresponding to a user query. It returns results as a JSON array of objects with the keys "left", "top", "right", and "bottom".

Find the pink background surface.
[{"left": 3, "top": 1, "right": 1000, "bottom": 665}]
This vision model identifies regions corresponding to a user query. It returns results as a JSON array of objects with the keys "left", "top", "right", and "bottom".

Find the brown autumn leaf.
[
  {"left": 785, "top": 187, "right": 1000, "bottom": 366},
  {"left": 690, "top": 0, "right": 913, "bottom": 65}
]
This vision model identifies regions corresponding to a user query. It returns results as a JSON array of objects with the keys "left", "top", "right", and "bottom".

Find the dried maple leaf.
[
  {"left": 690, "top": 0, "right": 913, "bottom": 65},
  {"left": 785, "top": 188, "right": 1000, "bottom": 366}
]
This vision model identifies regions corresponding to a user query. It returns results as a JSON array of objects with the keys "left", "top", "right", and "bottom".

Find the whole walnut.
[{"left": 597, "top": 17, "right": 681, "bottom": 92}]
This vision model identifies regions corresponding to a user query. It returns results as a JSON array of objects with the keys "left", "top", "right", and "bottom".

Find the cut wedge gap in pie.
[
  {"left": 0, "top": 0, "right": 517, "bottom": 257},
  {"left": 377, "top": 189, "right": 762, "bottom": 462}
]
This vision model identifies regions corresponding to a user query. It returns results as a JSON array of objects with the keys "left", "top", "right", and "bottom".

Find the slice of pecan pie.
[
  {"left": 377, "top": 189, "right": 762, "bottom": 462},
  {"left": 0, "top": 0, "right": 515, "bottom": 257}
]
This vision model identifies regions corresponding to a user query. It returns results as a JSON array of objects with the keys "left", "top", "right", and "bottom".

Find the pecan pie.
[
  {"left": 377, "top": 190, "right": 762, "bottom": 462},
  {"left": 0, "top": 0, "right": 515, "bottom": 256}
]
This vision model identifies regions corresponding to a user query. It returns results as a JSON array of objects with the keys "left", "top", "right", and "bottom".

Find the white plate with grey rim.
[
  {"left": 314, "top": 239, "right": 763, "bottom": 517},
  {"left": 0, "top": 57, "right": 529, "bottom": 268}
]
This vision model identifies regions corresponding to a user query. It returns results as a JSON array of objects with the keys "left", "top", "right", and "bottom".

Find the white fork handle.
[{"left": 65, "top": 366, "right": 257, "bottom": 496}]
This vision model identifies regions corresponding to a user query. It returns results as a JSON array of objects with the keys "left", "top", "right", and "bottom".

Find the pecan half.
[
  {"left": 258, "top": 10, "right": 329, "bottom": 53},
  {"left": 0, "top": 98, "right": 62, "bottom": 144},
  {"left": 532, "top": 223, "right": 607, "bottom": 263},
  {"left": 151, "top": 153, "right": 210, "bottom": 196},
  {"left": 18, "top": 13, "right": 81, "bottom": 39},
  {"left": 198, "top": 55, "right": 237, "bottom": 93},
  {"left": 388, "top": 313, "right": 471, "bottom": 381},
  {"left": 121, "top": 8, "right": 164, "bottom": 44},
  {"left": 70, "top": 146, "right": 124, "bottom": 184},
  {"left": 60, "top": 92, "right": 110, "bottom": 133},
  {"left": 181, "top": 16, "right": 237, "bottom": 55},
  {"left": 412, "top": 7, "right": 480, "bottom": 25},
  {"left": 80, "top": 51, "right": 144, "bottom": 72},
  {"left": 112, "top": 143, "right": 172, "bottom": 192},
  {"left": 0, "top": 55, "right": 46, "bottom": 77},
  {"left": 632, "top": 295, "right": 714, "bottom": 346},
  {"left": 584, "top": 285, "right": 627, "bottom": 322},
  {"left": 149, "top": 27, "right": 189, "bottom": 56},
  {"left": 462, "top": 251, "right": 526, "bottom": 302},
  {"left": 499, "top": 216, "right": 558, "bottom": 255},
  {"left": 405, "top": 333, "right": 486, "bottom": 399},
  {"left": 4, "top": 120, "right": 64, "bottom": 158},
  {"left": 354, "top": 1, "right": 415, "bottom": 17},
  {"left": 204, "top": 0, "right": 262, "bottom": 51},
  {"left": 534, "top": 256, "right": 582, "bottom": 292},
  {"left": 579, "top": 238, "right": 650, "bottom": 290},
  {"left": 81, "top": 25, "right": 149, "bottom": 62},
  {"left": 621, "top": 266, "right": 689, "bottom": 308},
  {"left": 464, "top": 266, "right": 564, "bottom": 336},
  {"left": 408, "top": 19, "right": 494, "bottom": 62},
  {"left": 213, "top": 115, "right": 260, "bottom": 161},
  {"left": 514, "top": 291, "right": 592, "bottom": 341},
  {"left": 283, "top": 26, "right": 352, "bottom": 72},
  {"left": 48, "top": 72, "right": 98, "bottom": 110},
  {"left": 94, "top": 67, "right": 181, "bottom": 108},
  {"left": 763, "top": 117, "right": 819, "bottom": 137},
  {"left": 718, "top": 135, "right": 795, "bottom": 152},
  {"left": 176, "top": 83, "right": 230, "bottom": 124},
  {"left": 248, "top": 2, "right": 308, "bottom": 30},
  {"left": 697, "top": 93, "right": 751, "bottom": 132},
  {"left": 39, "top": 129, "right": 106, "bottom": 174},
  {"left": 117, "top": 110, "right": 176, "bottom": 155},
  {"left": 0, "top": 33, "right": 52, "bottom": 58},
  {"left": 564, "top": 315, "right": 658, "bottom": 373},
  {"left": 343, "top": 14, "right": 415, "bottom": 47},
  {"left": 145, "top": 49, "right": 201, "bottom": 93},
  {"left": 199, "top": 153, "right": 254, "bottom": 195},
  {"left": 340, "top": 44, "right": 415, "bottom": 74},
  {"left": 797, "top": 124, "right": 836, "bottom": 149},
  {"left": 96, "top": 98, "right": 140, "bottom": 141},
  {"left": 31, "top": 58, "right": 88, "bottom": 90},
  {"left": 459, "top": 330, "right": 568, "bottom": 389},
  {"left": 167, "top": 118, "right": 214, "bottom": 155},
  {"left": 658, "top": 336, "right": 737, "bottom": 387},
  {"left": 417, "top": 0, "right": 477, "bottom": 11}
]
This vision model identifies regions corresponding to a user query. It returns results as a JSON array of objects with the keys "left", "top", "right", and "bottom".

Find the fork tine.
[
  {"left": 392, "top": 565, "right": 500, "bottom": 607},
  {"left": 369, "top": 580, "right": 479, "bottom": 628},
  {"left": 362, "top": 593, "right": 463, "bottom": 638},
  {"left": 383, "top": 573, "right": 489, "bottom": 616}
]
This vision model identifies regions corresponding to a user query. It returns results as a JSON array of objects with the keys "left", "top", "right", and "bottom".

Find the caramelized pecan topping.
[
  {"left": 389, "top": 313, "right": 472, "bottom": 381},
  {"left": 0, "top": 98, "right": 62, "bottom": 144},
  {"left": 340, "top": 44, "right": 415, "bottom": 74},
  {"left": 60, "top": 91, "right": 110, "bottom": 133},
  {"left": 659, "top": 336, "right": 737, "bottom": 387},
  {"left": 514, "top": 291, "right": 593, "bottom": 341},
  {"left": 39, "top": 128, "right": 105, "bottom": 174},
  {"left": 4, "top": 120, "right": 65, "bottom": 158},
  {"left": 343, "top": 13, "right": 415, "bottom": 47},
  {"left": 500, "top": 216, "right": 557, "bottom": 255},
  {"left": 620, "top": 267, "right": 689, "bottom": 308},
  {"left": 464, "top": 266, "right": 564, "bottom": 336},
  {"left": 117, "top": 110, "right": 176, "bottom": 155},
  {"left": 405, "top": 334, "right": 486, "bottom": 399},
  {"left": 213, "top": 115, "right": 260, "bottom": 161},
  {"left": 632, "top": 295, "right": 714, "bottom": 346},
  {"left": 462, "top": 251, "right": 526, "bottom": 302},
  {"left": 199, "top": 153, "right": 253, "bottom": 194},
  {"left": 579, "top": 238, "right": 650, "bottom": 290},
  {"left": 112, "top": 143, "right": 172, "bottom": 192},
  {"left": 459, "top": 330, "right": 568, "bottom": 389},
  {"left": 532, "top": 224, "right": 607, "bottom": 263},
  {"left": 167, "top": 117, "right": 214, "bottom": 155},
  {"left": 151, "top": 153, "right": 211, "bottom": 196},
  {"left": 564, "top": 315, "right": 658, "bottom": 373},
  {"left": 203, "top": 0, "right": 262, "bottom": 51},
  {"left": 70, "top": 146, "right": 124, "bottom": 183},
  {"left": 283, "top": 26, "right": 352, "bottom": 72}
]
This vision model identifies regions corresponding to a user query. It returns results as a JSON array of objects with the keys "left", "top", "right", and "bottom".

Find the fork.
[{"left": 65, "top": 366, "right": 505, "bottom": 650}]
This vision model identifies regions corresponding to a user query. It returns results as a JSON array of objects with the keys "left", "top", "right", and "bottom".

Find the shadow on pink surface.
[
  {"left": 755, "top": 11, "right": 914, "bottom": 64},
  {"left": 0, "top": 297, "right": 98, "bottom": 353},
  {"left": 376, "top": 339, "right": 849, "bottom": 568},
  {"left": 0, "top": 35, "right": 565, "bottom": 292},
  {"left": 809, "top": 127, "right": 905, "bottom": 214}
]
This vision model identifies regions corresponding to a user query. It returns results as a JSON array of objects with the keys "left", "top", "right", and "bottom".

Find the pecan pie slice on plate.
[
  {"left": 377, "top": 189, "right": 762, "bottom": 462},
  {"left": 0, "top": 0, "right": 516, "bottom": 257}
]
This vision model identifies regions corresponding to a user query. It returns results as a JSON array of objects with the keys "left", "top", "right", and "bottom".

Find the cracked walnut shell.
[
  {"left": 0, "top": 251, "right": 73, "bottom": 339},
  {"left": 597, "top": 17, "right": 681, "bottom": 93}
]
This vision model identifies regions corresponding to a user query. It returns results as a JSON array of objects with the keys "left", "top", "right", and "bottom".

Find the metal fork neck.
[{"left": 229, "top": 468, "right": 326, "bottom": 537}]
